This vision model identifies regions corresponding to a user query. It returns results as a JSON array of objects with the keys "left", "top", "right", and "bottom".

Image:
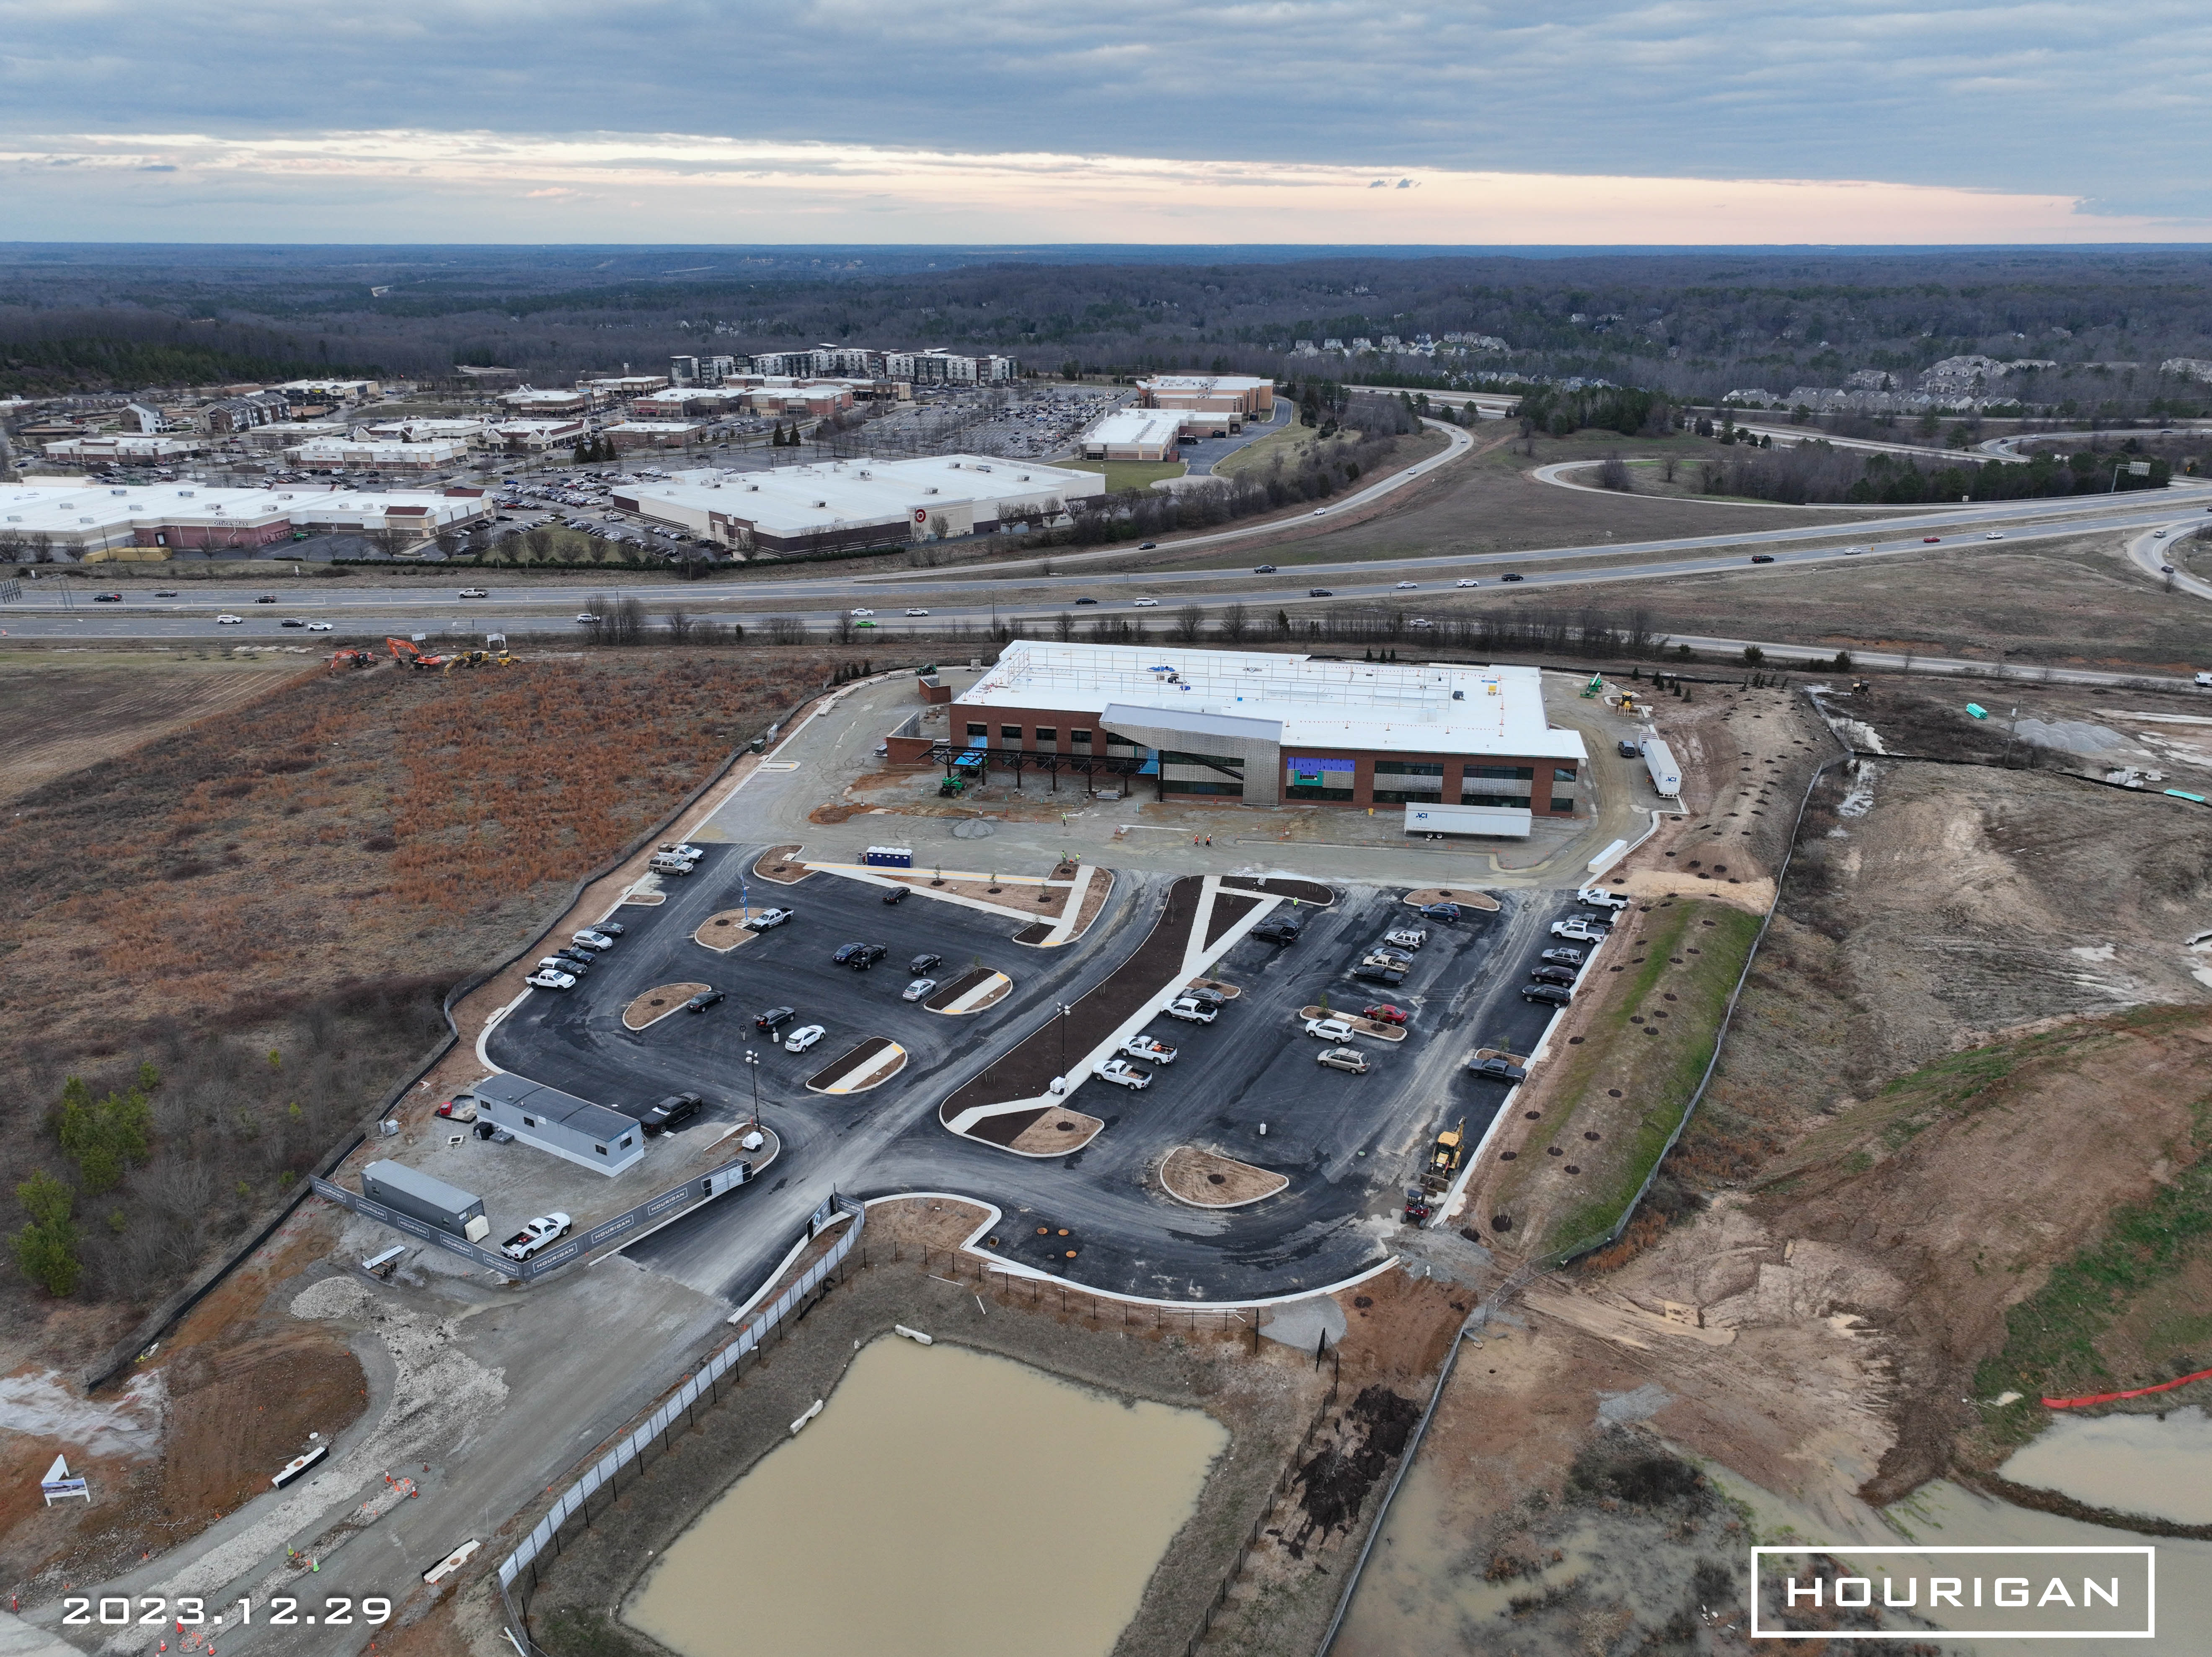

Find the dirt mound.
[
  {"left": 162, "top": 1328, "right": 367, "bottom": 1528},
  {"left": 1289, "top": 1384, "right": 1420, "bottom": 1549}
]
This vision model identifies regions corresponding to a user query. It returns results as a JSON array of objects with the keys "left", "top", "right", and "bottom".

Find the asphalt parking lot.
[{"left": 485, "top": 847, "right": 1089, "bottom": 1134}]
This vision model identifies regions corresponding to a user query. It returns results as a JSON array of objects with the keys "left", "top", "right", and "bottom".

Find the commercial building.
[
  {"left": 289, "top": 436, "right": 471, "bottom": 473},
  {"left": 632, "top": 387, "right": 735, "bottom": 418},
  {"left": 0, "top": 482, "right": 488, "bottom": 556},
  {"left": 491, "top": 418, "right": 590, "bottom": 453},
  {"left": 604, "top": 419, "right": 711, "bottom": 451},
  {"left": 362, "top": 418, "right": 492, "bottom": 446},
  {"left": 886, "top": 641, "right": 1587, "bottom": 814},
  {"left": 1080, "top": 405, "right": 1245, "bottom": 460},
  {"left": 274, "top": 378, "right": 380, "bottom": 403},
  {"left": 611, "top": 454, "right": 1101, "bottom": 558},
  {"left": 471, "top": 1074, "right": 643, "bottom": 1177},
  {"left": 41, "top": 434, "right": 207, "bottom": 464},
  {"left": 1137, "top": 375, "right": 1275, "bottom": 417},
  {"left": 580, "top": 374, "right": 670, "bottom": 397},
  {"left": 502, "top": 388, "right": 596, "bottom": 414}
]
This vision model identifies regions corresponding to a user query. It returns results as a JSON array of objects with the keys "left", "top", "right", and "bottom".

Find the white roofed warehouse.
[
  {"left": 884, "top": 640, "right": 1587, "bottom": 818},
  {"left": 610, "top": 454, "right": 1103, "bottom": 559}
]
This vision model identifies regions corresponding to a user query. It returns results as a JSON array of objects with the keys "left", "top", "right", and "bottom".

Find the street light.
[
  {"left": 742, "top": 1049, "right": 762, "bottom": 1128},
  {"left": 1056, "top": 1002, "right": 1074, "bottom": 1080}
]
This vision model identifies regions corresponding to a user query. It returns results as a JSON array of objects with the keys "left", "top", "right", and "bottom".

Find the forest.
[{"left": 5, "top": 245, "right": 2212, "bottom": 415}]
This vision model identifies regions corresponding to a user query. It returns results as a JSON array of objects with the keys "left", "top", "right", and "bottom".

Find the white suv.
[{"left": 1304, "top": 1017, "right": 1356, "bottom": 1043}]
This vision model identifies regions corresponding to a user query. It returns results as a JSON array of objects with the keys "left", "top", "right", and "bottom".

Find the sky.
[{"left": 3, "top": 0, "right": 2209, "bottom": 244}]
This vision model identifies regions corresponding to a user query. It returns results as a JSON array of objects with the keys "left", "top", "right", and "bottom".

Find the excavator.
[
  {"left": 387, "top": 634, "right": 451, "bottom": 671},
  {"left": 442, "top": 632, "right": 518, "bottom": 673},
  {"left": 327, "top": 647, "right": 375, "bottom": 671}
]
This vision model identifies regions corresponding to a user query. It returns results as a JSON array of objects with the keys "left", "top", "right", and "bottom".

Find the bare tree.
[
  {"left": 1053, "top": 610, "right": 1075, "bottom": 642},
  {"left": 1172, "top": 603, "right": 1204, "bottom": 642},
  {"left": 762, "top": 614, "right": 805, "bottom": 645},
  {"left": 1218, "top": 601, "right": 1250, "bottom": 643},
  {"left": 1597, "top": 455, "right": 1633, "bottom": 492}
]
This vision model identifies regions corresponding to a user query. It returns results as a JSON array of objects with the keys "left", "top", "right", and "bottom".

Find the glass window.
[
  {"left": 965, "top": 723, "right": 987, "bottom": 740},
  {"left": 1035, "top": 728, "right": 1056, "bottom": 744},
  {"left": 1071, "top": 729, "right": 1093, "bottom": 745},
  {"left": 1373, "top": 761, "right": 1445, "bottom": 777},
  {"left": 1549, "top": 797, "right": 1576, "bottom": 812},
  {"left": 522, "top": 1116, "right": 536, "bottom": 1128},
  {"left": 1554, "top": 766, "right": 1578, "bottom": 782},
  {"left": 1001, "top": 725, "right": 1022, "bottom": 742},
  {"left": 594, "top": 1143, "right": 607, "bottom": 1156}
]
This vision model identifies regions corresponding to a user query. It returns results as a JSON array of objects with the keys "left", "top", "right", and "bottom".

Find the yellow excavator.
[{"left": 442, "top": 631, "right": 518, "bottom": 672}]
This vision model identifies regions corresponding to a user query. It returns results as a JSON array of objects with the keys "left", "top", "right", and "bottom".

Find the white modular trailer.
[
  {"left": 361, "top": 1160, "right": 492, "bottom": 1241},
  {"left": 1639, "top": 738, "right": 1683, "bottom": 799},
  {"left": 1404, "top": 803, "right": 1534, "bottom": 838}
]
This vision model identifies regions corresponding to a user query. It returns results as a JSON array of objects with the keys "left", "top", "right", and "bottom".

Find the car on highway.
[
  {"left": 1500, "top": 572, "right": 1525, "bottom": 582},
  {"left": 755, "top": 1005, "right": 795, "bottom": 1031},
  {"left": 902, "top": 977, "right": 937, "bottom": 1001},
  {"left": 746, "top": 907, "right": 793, "bottom": 930},
  {"left": 1362, "top": 1003, "right": 1410, "bottom": 1025},
  {"left": 1317, "top": 1047, "right": 1369, "bottom": 1074},
  {"left": 684, "top": 989, "right": 725, "bottom": 1013},
  {"left": 1984, "top": 531, "right": 2004, "bottom": 540},
  {"left": 1311, "top": 508, "right": 1327, "bottom": 516},
  {"left": 1133, "top": 597, "right": 1159, "bottom": 607},
  {"left": 217, "top": 613, "right": 243, "bottom": 625},
  {"left": 1395, "top": 581, "right": 1419, "bottom": 589},
  {"left": 1094, "top": 1058, "right": 1151, "bottom": 1090},
  {"left": 850, "top": 607, "right": 874, "bottom": 617},
  {"left": 1455, "top": 577, "right": 1479, "bottom": 587},
  {"left": 1138, "top": 541, "right": 1157, "bottom": 550},
  {"left": 1531, "top": 965, "right": 1579, "bottom": 986},
  {"left": 1749, "top": 554, "right": 1775, "bottom": 564},
  {"left": 307, "top": 621, "right": 332, "bottom": 632},
  {"left": 1253, "top": 564, "right": 1277, "bottom": 573},
  {"left": 1541, "top": 946, "right": 1584, "bottom": 966},
  {"left": 1575, "top": 886, "right": 1631, "bottom": 911},
  {"left": 1845, "top": 545, "right": 1869, "bottom": 555},
  {"left": 1467, "top": 1055, "right": 1528, "bottom": 1083},
  {"left": 1165, "top": 997, "right": 1216, "bottom": 1023},
  {"left": 904, "top": 608, "right": 930, "bottom": 617},
  {"left": 255, "top": 594, "right": 277, "bottom": 604},
  {"left": 1304, "top": 1017, "right": 1356, "bottom": 1043},
  {"left": 908, "top": 952, "right": 943, "bottom": 975},
  {"left": 526, "top": 968, "right": 576, "bottom": 991},
  {"left": 93, "top": 591, "right": 122, "bottom": 603},
  {"left": 1522, "top": 983, "right": 1574, "bottom": 1007},
  {"left": 1123, "top": 1035, "right": 1177, "bottom": 1065},
  {"left": 501, "top": 1213, "right": 572, "bottom": 1262},
  {"left": 641, "top": 1093, "right": 703, "bottom": 1133},
  {"left": 784, "top": 1023, "right": 826, "bottom": 1053},
  {"left": 459, "top": 587, "right": 490, "bottom": 598},
  {"left": 576, "top": 612, "right": 601, "bottom": 624},
  {"left": 1922, "top": 536, "right": 1941, "bottom": 543},
  {"left": 280, "top": 617, "right": 306, "bottom": 628},
  {"left": 571, "top": 929, "right": 616, "bottom": 952},
  {"left": 1073, "top": 596, "right": 1098, "bottom": 605},
  {"left": 154, "top": 589, "right": 178, "bottom": 597}
]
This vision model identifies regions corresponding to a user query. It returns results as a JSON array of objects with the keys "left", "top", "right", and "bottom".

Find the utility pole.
[{"left": 743, "top": 1049, "right": 761, "bottom": 1129}]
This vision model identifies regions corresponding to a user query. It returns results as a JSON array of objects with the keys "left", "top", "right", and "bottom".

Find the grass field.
[
  {"left": 1210, "top": 422, "right": 1346, "bottom": 478},
  {"left": 1062, "top": 457, "right": 1188, "bottom": 493},
  {"left": 1489, "top": 898, "right": 1764, "bottom": 1255}
]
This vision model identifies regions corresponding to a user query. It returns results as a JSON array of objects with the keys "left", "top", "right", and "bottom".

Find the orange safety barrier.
[{"left": 2041, "top": 1365, "right": 2212, "bottom": 1409}]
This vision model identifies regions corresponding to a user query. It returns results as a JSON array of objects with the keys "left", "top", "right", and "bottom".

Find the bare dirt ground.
[
  {"left": 0, "top": 656, "right": 308, "bottom": 804},
  {"left": 1160, "top": 1146, "right": 1290, "bottom": 1207},
  {"left": 1006, "top": 1105, "right": 1106, "bottom": 1155}
]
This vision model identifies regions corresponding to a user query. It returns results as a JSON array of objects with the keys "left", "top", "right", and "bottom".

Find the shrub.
[{"left": 13, "top": 1170, "right": 80, "bottom": 1297}]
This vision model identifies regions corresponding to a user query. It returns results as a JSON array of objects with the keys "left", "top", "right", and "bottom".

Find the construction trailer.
[
  {"left": 361, "top": 1160, "right": 491, "bottom": 1242},
  {"left": 1639, "top": 737, "right": 1682, "bottom": 799},
  {"left": 471, "top": 1073, "right": 644, "bottom": 1177}
]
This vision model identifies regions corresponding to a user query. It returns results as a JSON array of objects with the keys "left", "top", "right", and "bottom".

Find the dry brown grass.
[{"left": 1160, "top": 1145, "right": 1289, "bottom": 1207}]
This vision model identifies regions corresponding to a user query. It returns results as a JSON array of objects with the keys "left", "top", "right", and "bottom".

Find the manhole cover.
[
  {"left": 1207, "top": 1173, "right": 1226, "bottom": 1184},
  {"left": 987, "top": 1236, "right": 1000, "bottom": 1247}
]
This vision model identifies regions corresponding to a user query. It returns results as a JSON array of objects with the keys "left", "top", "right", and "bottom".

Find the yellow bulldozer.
[{"left": 442, "top": 631, "right": 517, "bottom": 672}]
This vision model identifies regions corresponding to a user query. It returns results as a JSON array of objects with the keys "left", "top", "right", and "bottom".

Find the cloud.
[{"left": 0, "top": 129, "right": 2201, "bottom": 243}]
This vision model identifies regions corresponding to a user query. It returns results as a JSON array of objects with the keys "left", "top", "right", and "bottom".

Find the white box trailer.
[
  {"left": 1404, "top": 803, "right": 1534, "bottom": 839},
  {"left": 1639, "top": 738, "right": 1682, "bottom": 799}
]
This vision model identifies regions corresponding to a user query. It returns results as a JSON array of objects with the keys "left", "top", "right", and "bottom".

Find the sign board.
[
  {"left": 1287, "top": 755, "right": 1354, "bottom": 787},
  {"left": 41, "top": 1454, "right": 89, "bottom": 1505}
]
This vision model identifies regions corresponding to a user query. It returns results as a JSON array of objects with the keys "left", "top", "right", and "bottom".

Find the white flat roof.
[
  {"left": 1085, "top": 408, "right": 1184, "bottom": 448},
  {"left": 1138, "top": 374, "right": 1272, "bottom": 393},
  {"left": 0, "top": 482, "right": 481, "bottom": 536},
  {"left": 623, "top": 454, "right": 1103, "bottom": 537},
  {"left": 958, "top": 640, "right": 1587, "bottom": 760}
]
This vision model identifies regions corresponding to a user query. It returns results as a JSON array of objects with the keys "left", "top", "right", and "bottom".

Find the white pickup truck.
[
  {"left": 501, "top": 1213, "right": 573, "bottom": 1262},
  {"left": 1093, "top": 1058, "right": 1152, "bottom": 1090},
  {"left": 1122, "top": 1035, "right": 1178, "bottom": 1065}
]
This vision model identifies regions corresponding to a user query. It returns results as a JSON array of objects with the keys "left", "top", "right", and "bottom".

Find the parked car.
[
  {"left": 844, "top": 943, "right": 886, "bottom": 970},
  {"left": 909, "top": 952, "right": 943, "bottom": 975},
  {"left": 755, "top": 1004, "right": 795, "bottom": 1031},
  {"left": 902, "top": 977, "right": 937, "bottom": 1001},
  {"left": 641, "top": 1093, "right": 703, "bottom": 1133},
  {"left": 571, "top": 929, "right": 616, "bottom": 951},
  {"left": 1382, "top": 927, "right": 1428, "bottom": 950},
  {"left": 1094, "top": 1058, "right": 1151, "bottom": 1089},
  {"left": 1550, "top": 919, "right": 1606, "bottom": 942},
  {"left": 1353, "top": 964, "right": 1407, "bottom": 987},
  {"left": 1165, "top": 997, "right": 1216, "bottom": 1023},
  {"left": 1362, "top": 1004, "right": 1410, "bottom": 1026},
  {"left": 501, "top": 1213, "right": 572, "bottom": 1262},
  {"left": 882, "top": 885, "right": 910, "bottom": 905},
  {"left": 1541, "top": 946, "right": 1584, "bottom": 965},
  {"left": 1419, "top": 902, "right": 1462, "bottom": 921},
  {"left": 684, "top": 988, "right": 725, "bottom": 1012},
  {"left": 832, "top": 942, "right": 868, "bottom": 965},
  {"left": 1305, "top": 1017, "right": 1357, "bottom": 1043},
  {"left": 1575, "top": 886, "right": 1631, "bottom": 911},
  {"left": 1253, "top": 918, "right": 1302, "bottom": 945},
  {"left": 1123, "top": 1035, "right": 1177, "bottom": 1065},
  {"left": 435, "top": 1096, "right": 478, "bottom": 1121},
  {"left": 784, "top": 1023, "right": 827, "bottom": 1053},
  {"left": 537, "top": 955, "right": 587, "bottom": 978},
  {"left": 526, "top": 969, "right": 575, "bottom": 991},
  {"left": 747, "top": 907, "right": 793, "bottom": 930},
  {"left": 1317, "top": 1047, "right": 1369, "bottom": 1074},
  {"left": 1182, "top": 986, "right": 1228, "bottom": 1010},
  {"left": 1467, "top": 1056, "right": 1528, "bottom": 1083},
  {"left": 1522, "top": 983, "right": 1574, "bottom": 1006},
  {"left": 551, "top": 950, "right": 595, "bottom": 973},
  {"left": 653, "top": 852, "right": 697, "bottom": 868},
  {"left": 1617, "top": 739, "right": 1640, "bottom": 758},
  {"left": 1530, "top": 965, "right": 1578, "bottom": 986}
]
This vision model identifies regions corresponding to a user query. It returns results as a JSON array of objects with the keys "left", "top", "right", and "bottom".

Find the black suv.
[
  {"left": 910, "top": 952, "right": 943, "bottom": 975},
  {"left": 641, "top": 1092, "right": 703, "bottom": 1134},
  {"left": 755, "top": 1004, "right": 795, "bottom": 1030},
  {"left": 1530, "top": 965, "right": 1578, "bottom": 986},
  {"left": 1521, "top": 983, "right": 1573, "bottom": 1007},
  {"left": 1253, "top": 919, "right": 1301, "bottom": 945},
  {"left": 846, "top": 943, "right": 887, "bottom": 970}
]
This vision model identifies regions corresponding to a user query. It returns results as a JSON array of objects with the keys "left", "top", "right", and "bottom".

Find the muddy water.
[
  {"left": 626, "top": 1337, "right": 1227, "bottom": 1657},
  {"left": 1999, "top": 1406, "right": 2212, "bottom": 1525}
]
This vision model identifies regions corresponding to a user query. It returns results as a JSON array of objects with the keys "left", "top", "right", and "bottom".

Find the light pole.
[
  {"left": 742, "top": 1049, "right": 761, "bottom": 1128},
  {"left": 1056, "top": 1002, "right": 1074, "bottom": 1080}
]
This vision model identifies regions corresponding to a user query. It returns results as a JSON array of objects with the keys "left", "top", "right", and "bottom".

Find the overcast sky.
[{"left": 4, "top": 0, "right": 2209, "bottom": 242}]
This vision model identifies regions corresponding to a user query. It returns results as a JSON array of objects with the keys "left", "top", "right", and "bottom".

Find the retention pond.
[{"left": 625, "top": 1334, "right": 1227, "bottom": 1657}]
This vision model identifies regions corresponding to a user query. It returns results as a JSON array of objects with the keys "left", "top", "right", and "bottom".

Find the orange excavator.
[
  {"left": 328, "top": 647, "right": 375, "bottom": 671},
  {"left": 387, "top": 634, "right": 452, "bottom": 671}
]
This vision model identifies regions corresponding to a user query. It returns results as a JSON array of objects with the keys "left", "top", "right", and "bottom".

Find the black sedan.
[{"left": 684, "top": 988, "right": 725, "bottom": 1013}]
